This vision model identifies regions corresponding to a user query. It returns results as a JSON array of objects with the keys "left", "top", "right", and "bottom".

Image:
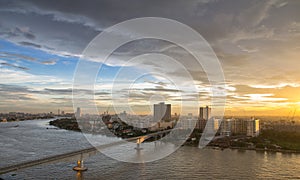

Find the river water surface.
[{"left": 0, "top": 119, "right": 299, "bottom": 179}]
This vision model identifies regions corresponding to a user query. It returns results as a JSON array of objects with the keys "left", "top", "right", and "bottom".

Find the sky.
[{"left": 0, "top": 0, "right": 300, "bottom": 117}]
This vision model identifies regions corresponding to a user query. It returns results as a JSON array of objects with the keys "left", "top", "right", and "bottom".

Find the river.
[{"left": 0, "top": 119, "right": 299, "bottom": 179}]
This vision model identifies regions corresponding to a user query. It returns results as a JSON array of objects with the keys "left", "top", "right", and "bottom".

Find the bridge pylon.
[
  {"left": 73, "top": 154, "right": 87, "bottom": 171},
  {"left": 135, "top": 137, "right": 145, "bottom": 150}
]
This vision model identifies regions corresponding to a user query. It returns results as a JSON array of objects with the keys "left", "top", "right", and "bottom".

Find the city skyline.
[
  {"left": 1, "top": 1, "right": 300, "bottom": 117},
  {"left": 1, "top": 1, "right": 300, "bottom": 179}
]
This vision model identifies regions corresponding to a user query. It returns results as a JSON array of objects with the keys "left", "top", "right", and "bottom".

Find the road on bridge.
[{"left": 0, "top": 129, "right": 174, "bottom": 175}]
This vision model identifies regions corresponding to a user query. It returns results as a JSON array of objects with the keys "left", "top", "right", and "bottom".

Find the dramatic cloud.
[
  {"left": 0, "top": 0, "right": 300, "bottom": 115},
  {"left": 0, "top": 68, "right": 62, "bottom": 84}
]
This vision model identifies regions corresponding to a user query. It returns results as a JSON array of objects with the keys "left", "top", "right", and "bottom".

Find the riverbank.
[
  {"left": 184, "top": 139, "right": 300, "bottom": 154},
  {"left": 49, "top": 118, "right": 165, "bottom": 140},
  {"left": 186, "top": 130, "right": 300, "bottom": 153},
  {"left": 49, "top": 118, "right": 80, "bottom": 131},
  {"left": 49, "top": 118, "right": 300, "bottom": 153},
  {"left": 230, "top": 146, "right": 300, "bottom": 153}
]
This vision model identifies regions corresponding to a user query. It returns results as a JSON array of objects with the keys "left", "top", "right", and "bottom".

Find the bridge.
[{"left": 0, "top": 129, "right": 173, "bottom": 175}]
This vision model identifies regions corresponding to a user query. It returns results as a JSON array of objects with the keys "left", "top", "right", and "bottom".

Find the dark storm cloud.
[
  {"left": 1, "top": 0, "right": 300, "bottom": 87},
  {"left": 0, "top": 26, "right": 36, "bottom": 39},
  {"left": 0, "top": 0, "right": 280, "bottom": 55},
  {"left": 0, "top": 0, "right": 297, "bottom": 56},
  {"left": 19, "top": 41, "right": 41, "bottom": 48},
  {"left": 15, "top": 27, "right": 36, "bottom": 39}
]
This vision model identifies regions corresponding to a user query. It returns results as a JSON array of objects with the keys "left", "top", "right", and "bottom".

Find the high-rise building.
[
  {"left": 197, "top": 106, "right": 211, "bottom": 130},
  {"left": 246, "top": 118, "right": 260, "bottom": 137},
  {"left": 76, "top": 107, "right": 81, "bottom": 118},
  {"left": 221, "top": 119, "right": 233, "bottom": 136},
  {"left": 220, "top": 118, "right": 236, "bottom": 136},
  {"left": 153, "top": 102, "right": 171, "bottom": 122},
  {"left": 231, "top": 119, "right": 247, "bottom": 135},
  {"left": 218, "top": 118, "right": 260, "bottom": 137},
  {"left": 213, "top": 118, "right": 219, "bottom": 131},
  {"left": 199, "top": 106, "right": 211, "bottom": 120},
  {"left": 58, "top": 109, "right": 60, "bottom": 115}
]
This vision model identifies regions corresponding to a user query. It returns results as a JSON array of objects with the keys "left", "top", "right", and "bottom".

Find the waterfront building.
[
  {"left": 246, "top": 118, "right": 260, "bottom": 137},
  {"left": 221, "top": 119, "right": 232, "bottom": 136},
  {"left": 219, "top": 118, "right": 260, "bottom": 137}
]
